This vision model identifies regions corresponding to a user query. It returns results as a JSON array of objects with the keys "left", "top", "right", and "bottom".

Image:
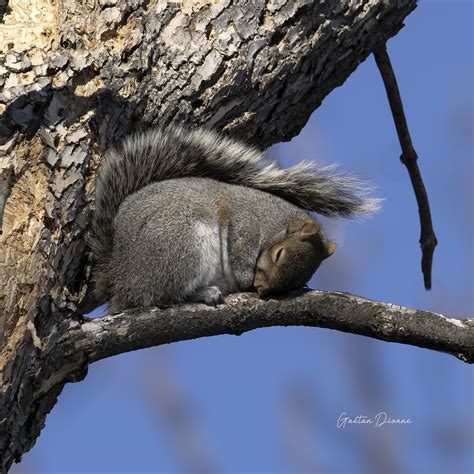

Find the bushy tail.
[{"left": 90, "top": 125, "right": 381, "bottom": 273}]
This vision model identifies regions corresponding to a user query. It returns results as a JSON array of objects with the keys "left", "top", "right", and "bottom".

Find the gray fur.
[
  {"left": 89, "top": 125, "right": 381, "bottom": 308},
  {"left": 106, "top": 178, "right": 309, "bottom": 309}
]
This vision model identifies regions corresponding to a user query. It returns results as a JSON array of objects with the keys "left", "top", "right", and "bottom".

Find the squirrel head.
[{"left": 253, "top": 218, "right": 336, "bottom": 298}]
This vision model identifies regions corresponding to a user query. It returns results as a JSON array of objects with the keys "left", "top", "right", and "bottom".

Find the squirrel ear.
[
  {"left": 287, "top": 219, "right": 305, "bottom": 234},
  {"left": 288, "top": 219, "right": 321, "bottom": 242},
  {"left": 325, "top": 242, "right": 337, "bottom": 258}
]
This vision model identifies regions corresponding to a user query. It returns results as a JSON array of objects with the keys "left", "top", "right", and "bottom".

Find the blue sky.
[{"left": 14, "top": 2, "right": 473, "bottom": 473}]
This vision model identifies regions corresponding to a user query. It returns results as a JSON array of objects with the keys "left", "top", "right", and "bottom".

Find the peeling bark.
[{"left": 0, "top": 0, "right": 421, "bottom": 471}]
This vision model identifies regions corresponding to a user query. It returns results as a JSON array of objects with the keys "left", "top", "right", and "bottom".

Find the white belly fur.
[{"left": 189, "top": 221, "right": 238, "bottom": 295}]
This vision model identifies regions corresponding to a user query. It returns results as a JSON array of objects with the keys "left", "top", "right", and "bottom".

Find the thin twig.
[{"left": 374, "top": 43, "right": 438, "bottom": 289}]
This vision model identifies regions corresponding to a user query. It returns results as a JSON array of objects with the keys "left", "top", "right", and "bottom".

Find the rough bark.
[
  {"left": 0, "top": 0, "right": 422, "bottom": 471},
  {"left": 76, "top": 292, "right": 474, "bottom": 365}
]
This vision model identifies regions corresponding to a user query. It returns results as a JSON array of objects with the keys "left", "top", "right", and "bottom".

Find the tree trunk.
[{"left": 0, "top": 0, "right": 420, "bottom": 470}]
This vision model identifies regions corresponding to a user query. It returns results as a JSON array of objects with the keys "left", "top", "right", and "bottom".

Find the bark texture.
[
  {"left": 0, "top": 0, "right": 421, "bottom": 471},
  {"left": 75, "top": 291, "right": 474, "bottom": 365}
]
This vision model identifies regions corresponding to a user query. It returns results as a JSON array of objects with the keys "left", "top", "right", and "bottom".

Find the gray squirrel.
[{"left": 89, "top": 125, "right": 380, "bottom": 310}]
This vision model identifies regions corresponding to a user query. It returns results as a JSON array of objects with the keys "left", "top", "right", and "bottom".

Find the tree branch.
[
  {"left": 374, "top": 44, "right": 438, "bottom": 290},
  {"left": 71, "top": 291, "right": 474, "bottom": 365}
]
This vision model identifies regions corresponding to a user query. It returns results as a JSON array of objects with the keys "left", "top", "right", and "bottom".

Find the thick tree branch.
[
  {"left": 71, "top": 291, "right": 474, "bottom": 365},
  {"left": 374, "top": 44, "right": 438, "bottom": 290}
]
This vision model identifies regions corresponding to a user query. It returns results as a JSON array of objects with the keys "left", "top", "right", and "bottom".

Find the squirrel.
[{"left": 89, "top": 125, "right": 380, "bottom": 311}]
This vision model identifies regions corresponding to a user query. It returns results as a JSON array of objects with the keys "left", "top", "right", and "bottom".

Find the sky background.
[{"left": 13, "top": 1, "right": 473, "bottom": 473}]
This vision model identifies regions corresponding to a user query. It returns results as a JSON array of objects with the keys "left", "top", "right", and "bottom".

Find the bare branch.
[
  {"left": 374, "top": 44, "right": 438, "bottom": 290},
  {"left": 72, "top": 291, "right": 474, "bottom": 364}
]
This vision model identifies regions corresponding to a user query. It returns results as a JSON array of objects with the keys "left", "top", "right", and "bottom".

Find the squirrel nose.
[
  {"left": 255, "top": 284, "right": 269, "bottom": 297},
  {"left": 254, "top": 270, "right": 269, "bottom": 297}
]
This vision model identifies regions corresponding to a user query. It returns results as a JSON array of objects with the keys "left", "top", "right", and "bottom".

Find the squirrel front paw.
[{"left": 191, "top": 286, "right": 224, "bottom": 306}]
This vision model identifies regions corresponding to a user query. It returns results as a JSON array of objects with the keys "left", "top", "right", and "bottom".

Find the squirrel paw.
[{"left": 192, "top": 286, "right": 224, "bottom": 306}]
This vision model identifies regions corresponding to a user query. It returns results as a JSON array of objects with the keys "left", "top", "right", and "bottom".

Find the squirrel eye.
[{"left": 272, "top": 246, "right": 287, "bottom": 264}]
